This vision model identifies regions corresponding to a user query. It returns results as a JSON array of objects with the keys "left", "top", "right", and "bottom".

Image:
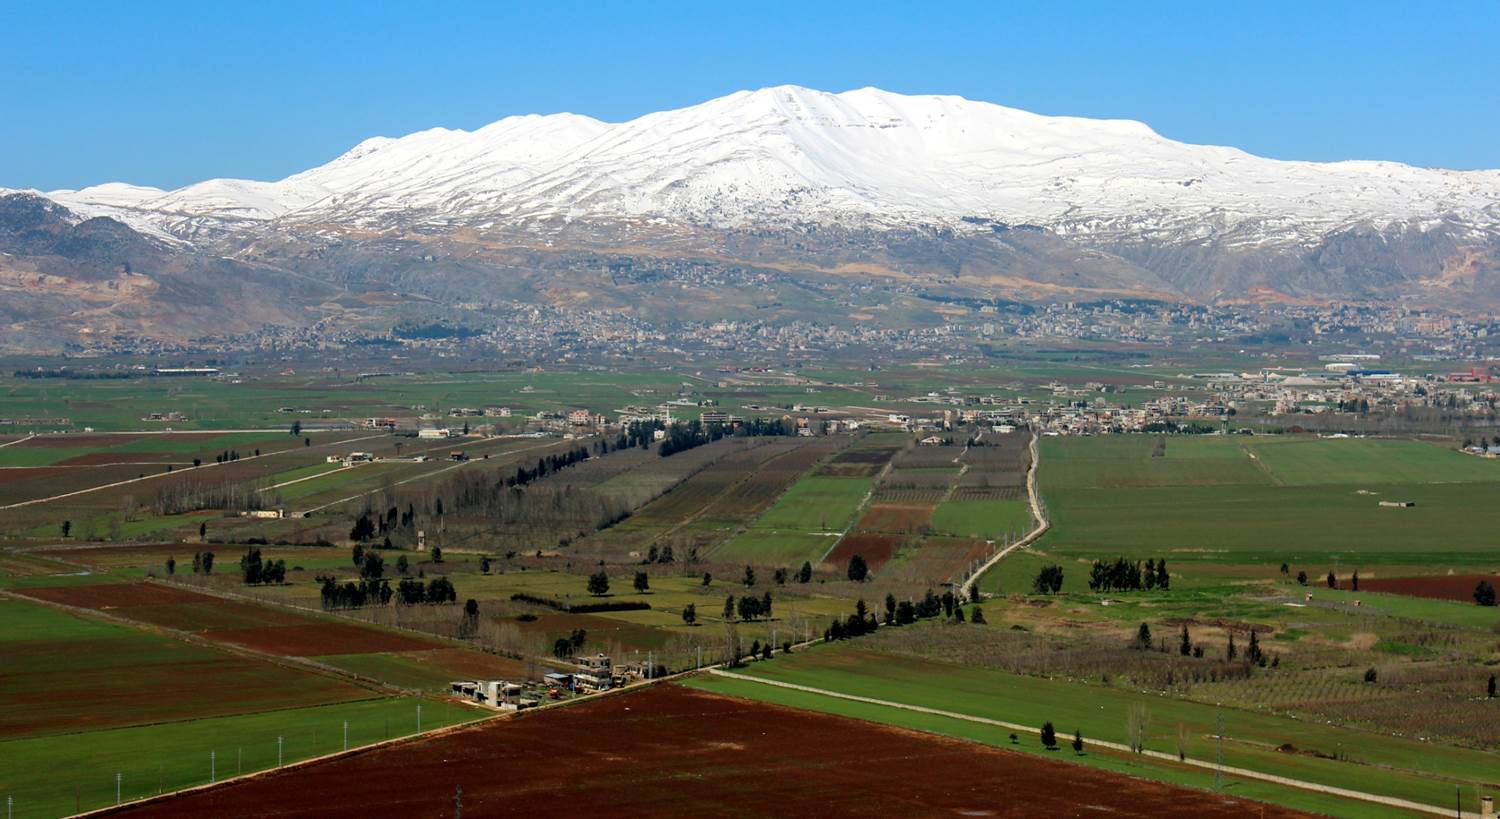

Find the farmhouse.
[
  {"left": 417, "top": 427, "right": 453, "bottom": 440},
  {"left": 1378, "top": 500, "right": 1416, "bottom": 508},
  {"left": 449, "top": 680, "right": 534, "bottom": 710},
  {"left": 574, "top": 654, "right": 615, "bottom": 692}
]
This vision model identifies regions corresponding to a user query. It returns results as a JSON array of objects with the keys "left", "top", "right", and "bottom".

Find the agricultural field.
[
  {"left": 694, "top": 641, "right": 1496, "bottom": 817},
  {"left": 9, "top": 362, "right": 1500, "bottom": 817},
  {"left": 954, "top": 431, "right": 1500, "bottom": 816},
  {"left": 105, "top": 684, "right": 1308, "bottom": 819},
  {"left": 1031, "top": 433, "right": 1500, "bottom": 565},
  {"left": 0, "top": 588, "right": 481, "bottom": 818}
]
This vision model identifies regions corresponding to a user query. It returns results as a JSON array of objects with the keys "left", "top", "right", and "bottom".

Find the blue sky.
[{"left": 4, "top": 1, "right": 1496, "bottom": 191}]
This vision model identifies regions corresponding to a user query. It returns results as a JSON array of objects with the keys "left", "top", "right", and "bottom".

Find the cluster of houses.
[{"left": 449, "top": 654, "right": 654, "bottom": 711}]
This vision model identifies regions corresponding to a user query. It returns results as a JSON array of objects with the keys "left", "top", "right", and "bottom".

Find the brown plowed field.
[
  {"left": 825, "top": 532, "right": 903, "bottom": 572},
  {"left": 18, "top": 434, "right": 151, "bottom": 448},
  {"left": 1343, "top": 574, "right": 1500, "bottom": 602},
  {"left": 20, "top": 582, "right": 213, "bottom": 609},
  {"left": 0, "top": 466, "right": 69, "bottom": 485},
  {"left": 104, "top": 685, "right": 1311, "bottom": 819},
  {"left": 55, "top": 452, "right": 175, "bottom": 466},
  {"left": 19, "top": 581, "right": 441, "bottom": 655},
  {"left": 203, "top": 622, "right": 440, "bottom": 656},
  {"left": 855, "top": 502, "right": 933, "bottom": 533}
]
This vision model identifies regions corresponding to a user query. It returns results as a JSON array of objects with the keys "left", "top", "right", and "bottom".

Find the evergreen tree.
[
  {"left": 847, "top": 554, "right": 869, "bottom": 582},
  {"left": 1135, "top": 622, "right": 1152, "bottom": 650},
  {"left": 681, "top": 603, "right": 696, "bottom": 626},
  {"left": 797, "top": 561, "right": 813, "bottom": 583},
  {"left": 1072, "top": 729, "right": 1084, "bottom": 754},
  {"left": 1179, "top": 624, "right": 1192, "bottom": 656},
  {"left": 1475, "top": 580, "right": 1497, "bottom": 607},
  {"left": 1040, "top": 722, "right": 1057, "bottom": 750},
  {"left": 633, "top": 571, "right": 650, "bottom": 593},
  {"left": 586, "top": 570, "right": 610, "bottom": 596}
]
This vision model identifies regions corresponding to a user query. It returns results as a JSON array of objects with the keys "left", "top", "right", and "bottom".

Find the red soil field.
[
  {"left": 0, "top": 466, "right": 69, "bottom": 485},
  {"left": 20, "top": 582, "right": 439, "bottom": 654},
  {"left": 203, "top": 622, "right": 440, "bottom": 656},
  {"left": 16, "top": 434, "right": 150, "bottom": 448},
  {"left": 825, "top": 532, "right": 903, "bottom": 572},
  {"left": 105, "top": 685, "right": 1310, "bottom": 819},
  {"left": 1342, "top": 574, "right": 1500, "bottom": 603},
  {"left": 55, "top": 451, "right": 175, "bottom": 466},
  {"left": 855, "top": 502, "right": 934, "bottom": 532},
  {"left": 20, "top": 582, "right": 215, "bottom": 609}
]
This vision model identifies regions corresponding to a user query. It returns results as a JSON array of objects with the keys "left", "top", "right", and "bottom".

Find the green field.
[
  {"left": 750, "top": 475, "right": 872, "bottom": 531},
  {"left": 712, "top": 473, "right": 873, "bottom": 565},
  {"left": 689, "top": 643, "right": 1494, "bottom": 816},
  {"left": 1030, "top": 435, "right": 1500, "bottom": 565},
  {"left": 929, "top": 499, "right": 1032, "bottom": 540},
  {"left": 0, "top": 696, "right": 480, "bottom": 818}
]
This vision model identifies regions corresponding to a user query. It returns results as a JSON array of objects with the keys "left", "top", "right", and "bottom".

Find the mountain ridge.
[
  {"left": 38, "top": 85, "right": 1500, "bottom": 242},
  {"left": 3, "top": 86, "right": 1499, "bottom": 352}
]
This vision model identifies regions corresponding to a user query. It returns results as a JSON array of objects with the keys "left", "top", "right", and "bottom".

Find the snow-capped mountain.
[
  {"left": 6, "top": 84, "right": 1500, "bottom": 354},
  {"left": 43, "top": 85, "right": 1500, "bottom": 246}
]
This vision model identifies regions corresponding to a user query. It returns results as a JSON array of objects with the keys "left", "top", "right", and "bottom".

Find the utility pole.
[
  {"left": 417, "top": 704, "right": 422, "bottom": 733},
  {"left": 1214, "top": 710, "right": 1224, "bottom": 792},
  {"left": 211, "top": 750, "right": 216, "bottom": 784},
  {"left": 343, "top": 720, "right": 349, "bottom": 751},
  {"left": 238, "top": 747, "right": 242, "bottom": 775},
  {"left": 277, "top": 735, "right": 283, "bottom": 767},
  {"left": 455, "top": 784, "right": 463, "bottom": 819},
  {"left": 116, "top": 772, "right": 122, "bottom": 806}
]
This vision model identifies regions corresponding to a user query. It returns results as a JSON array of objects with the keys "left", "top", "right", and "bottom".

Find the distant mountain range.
[{"left": 3, "top": 86, "right": 1498, "bottom": 351}]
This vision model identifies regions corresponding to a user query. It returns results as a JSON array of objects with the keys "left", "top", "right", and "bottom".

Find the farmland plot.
[{"left": 107, "top": 684, "right": 1308, "bottom": 819}]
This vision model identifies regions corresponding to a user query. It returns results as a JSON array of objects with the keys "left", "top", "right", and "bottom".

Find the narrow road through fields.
[
  {"left": 814, "top": 455, "right": 896, "bottom": 565},
  {"left": 292, "top": 439, "right": 560, "bottom": 516},
  {"left": 957, "top": 430, "right": 1048, "bottom": 600},
  {"left": 708, "top": 668, "right": 1469, "bottom": 818},
  {"left": 0, "top": 432, "right": 392, "bottom": 512}
]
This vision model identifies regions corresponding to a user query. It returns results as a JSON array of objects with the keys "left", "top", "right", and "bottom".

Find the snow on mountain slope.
[{"left": 44, "top": 86, "right": 1500, "bottom": 244}]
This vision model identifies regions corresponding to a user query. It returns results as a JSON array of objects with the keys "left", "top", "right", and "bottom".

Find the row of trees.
[
  {"left": 824, "top": 589, "right": 983, "bottom": 641},
  {"left": 1087, "top": 557, "right": 1170, "bottom": 592},
  {"left": 161, "top": 553, "right": 216, "bottom": 575},
  {"left": 722, "top": 592, "right": 774, "bottom": 621},
  {"left": 317, "top": 574, "right": 457, "bottom": 609},
  {"left": 154, "top": 478, "right": 275, "bottom": 516},
  {"left": 656, "top": 416, "right": 797, "bottom": 458},
  {"left": 319, "top": 576, "right": 391, "bottom": 609},
  {"left": 504, "top": 446, "right": 591, "bottom": 488}
]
